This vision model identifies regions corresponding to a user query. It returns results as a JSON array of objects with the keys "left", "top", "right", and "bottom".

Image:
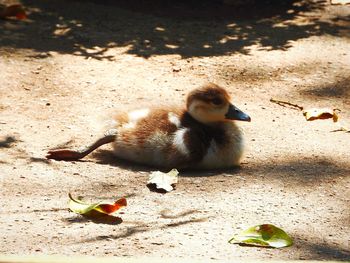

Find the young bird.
[{"left": 46, "top": 83, "right": 251, "bottom": 169}]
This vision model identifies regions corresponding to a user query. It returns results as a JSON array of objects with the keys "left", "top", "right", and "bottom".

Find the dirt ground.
[{"left": 1, "top": 0, "right": 350, "bottom": 261}]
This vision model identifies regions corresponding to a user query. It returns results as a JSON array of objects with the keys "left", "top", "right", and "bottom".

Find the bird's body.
[
  {"left": 110, "top": 107, "right": 244, "bottom": 169},
  {"left": 47, "top": 83, "right": 250, "bottom": 169}
]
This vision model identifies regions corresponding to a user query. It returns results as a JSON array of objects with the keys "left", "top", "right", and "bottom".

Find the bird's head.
[{"left": 186, "top": 83, "right": 251, "bottom": 125}]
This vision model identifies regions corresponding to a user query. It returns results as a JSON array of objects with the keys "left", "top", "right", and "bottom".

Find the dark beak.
[{"left": 225, "top": 104, "right": 251, "bottom": 122}]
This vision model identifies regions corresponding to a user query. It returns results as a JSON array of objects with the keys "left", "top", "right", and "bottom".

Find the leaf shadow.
[
  {"left": 65, "top": 210, "right": 123, "bottom": 225},
  {"left": 146, "top": 183, "right": 169, "bottom": 194},
  {"left": 162, "top": 217, "right": 208, "bottom": 228},
  {"left": 81, "top": 217, "right": 209, "bottom": 243},
  {"left": 0, "top": 136, "right": 17, "bottom": 148},
  {"left": 81, "top": 222, "right": 149, "bottom": 242},
  {"left": 233, "top": 243, "right": 275, "bottom": 249},
  {"left": 79, "top": 208, "right": 208, "bottom": 243},
  {"left": 160, "top": 209, "right": 199, "bottom": 219}
]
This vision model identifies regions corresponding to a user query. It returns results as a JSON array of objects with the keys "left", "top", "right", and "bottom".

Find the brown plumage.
[{"left": 46, "top": 83, "right": 251, "bottom": 169}]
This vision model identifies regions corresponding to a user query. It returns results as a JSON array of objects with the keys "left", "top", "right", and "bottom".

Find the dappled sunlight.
[
  {"left": 1, "top": 1, "right": 349, "bottom": 260},
  {"left": 0, "top": 0, "right": 348, "bottom": 59}
]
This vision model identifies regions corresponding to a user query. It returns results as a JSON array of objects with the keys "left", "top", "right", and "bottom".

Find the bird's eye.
[{"left": 212, "top": 98, "right": 223, "bottom": 105}]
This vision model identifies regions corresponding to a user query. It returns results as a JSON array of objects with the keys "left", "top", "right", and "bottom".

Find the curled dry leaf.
[
  {"left": 229, "top": 224, "right": 293, "bottom": 248},
  {"left": 68, "top": 193, "right": 126, "bottom": 215},
  {"left": 147, "top": 169, "right": 179, "bottom": 192},
  {"left": 269, "top": 98, "right": 343, "bottom": 124},
  {"left": 303, "top": 108, "right": 340, "bottom": 122}
]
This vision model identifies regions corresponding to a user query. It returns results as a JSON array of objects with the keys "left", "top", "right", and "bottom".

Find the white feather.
[
  {"left": 168, "top": 112, "right": 181, "bottom": 127},
  {"left": 173, "top": 128, "right": 190, "bottom": 156}
]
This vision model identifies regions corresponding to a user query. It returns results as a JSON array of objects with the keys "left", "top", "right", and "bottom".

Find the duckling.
[{"left": 46, "top": 83, "right": 251, "bottom": 169}]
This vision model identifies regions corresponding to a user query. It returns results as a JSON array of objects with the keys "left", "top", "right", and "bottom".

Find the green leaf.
[
  {"left": 68, "top": 193, "right": 127, "bottom": 215},
  {"left": 228, "top": 224, "right": 293, "bottom": 248}
]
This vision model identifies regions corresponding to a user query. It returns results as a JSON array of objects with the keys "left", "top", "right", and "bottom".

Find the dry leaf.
[
  {"left": 68, "top": 193, "right": 126, "bottom": 215},
  {"left": 147, "top": 169, "right": 179, "bottom": 192},
  {"left": 303, "top": 108, "right": 340, "bottom": 122}
]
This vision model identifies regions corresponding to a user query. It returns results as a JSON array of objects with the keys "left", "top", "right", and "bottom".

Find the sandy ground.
[{"left": 1, "top": 0, "right": 350, "bottom": 261}]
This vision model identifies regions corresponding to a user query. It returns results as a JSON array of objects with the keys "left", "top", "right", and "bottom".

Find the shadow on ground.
[
  {"left": 301, "top": 76, "right": 350, "bottom": 99},
  {"left": 1, "top": 0, "right": 349, "bottom": 59},
  {"left": 73, "top": 208, "right": 350, "bottom": 260},
  {"left": 243, "top": 158, "right": 350, "bottom": 185},
  {"left": 65, "top": 211, "right": 123, "bottom": 225},
  {"left": 77, "top": 148, "right": 350, "bottom": 187},
  {"left": 0, "top": 136, "right": 17, "bottom": 148},
  {"left": 78, "top": 212, "right": 208, "bottom": 243},
  {"left": 294, "top": 235, "right": 350, "bottom": 260},
  {"left": 91, "top": 149, "right": 159, "bottom": 172}
]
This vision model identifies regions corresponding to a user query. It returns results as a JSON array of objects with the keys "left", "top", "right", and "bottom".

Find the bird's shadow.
[
  {"left": 91, "top": 149, "right": 242, "bottom": 177},
  {"left": 91, "top": 150, "right": 156, "bottom": 172}
]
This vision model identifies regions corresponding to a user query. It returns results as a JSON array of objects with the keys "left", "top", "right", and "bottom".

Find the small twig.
[{"left": 270, "top": 98, "right": 304, "bottom": 111}]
